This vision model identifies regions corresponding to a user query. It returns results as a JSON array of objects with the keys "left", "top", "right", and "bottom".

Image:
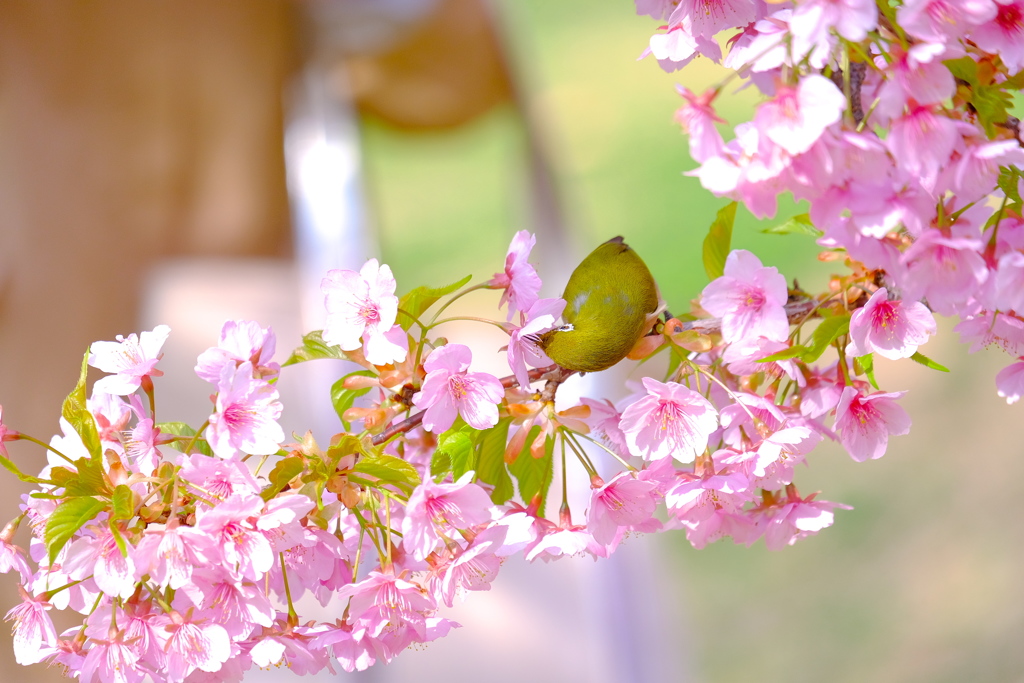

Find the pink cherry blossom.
[
  {"left": 587, "top": 472, "right": 659, "bottom": 547},
  {"left": 63, "top": 527, "right": 138, "bottom": 599},
  {"left": 996, "top": 360, "right": 1024, "bottom": 404},
  {"left": 195, "top": 319, "right": 279, "bottom": 384},
  {"left": 664, "top": 465, "right": 753, "bottom": 549},
  {"left": 77, "top": 630, "right": 146, "bottom": 683},
  {"left": 401, "top": 473, "right": 495, "bottom": 561},
  {"left": 338, "top": 571, "right": 436, "bottom": 643},
  {"left": 506, "top": 297, "right": 565, "bottom": 387},
  {"left": 754, "top": 75, "right": 845, "bottom": 156},
  {"left": 157, "top": 611, "right": 232, "bottom": 681},
  {"left": 88, "top": 325, "right": 170, "bottom": 395},
  {"left": 0, "top": 534, "right": 30, "bottom": 583},
  {"left": 322, "top": 258, "right": 406, "bottom": 366},
  {"left": 667, "top": 0, "right": 757, "bottom": 37},
  {"left": 412, "top": 344, "right": 504, "bottom": 433},
  {"left": 955, "top": 311, "right": 1024, "bottom": 356},
  {"left": 790, "top": 0, "right": 877, "bottom": 47},
  {"left": 188, "top": 567, "right": 274, "bottom": 639},
  {"left": 969, "top": 0, "right": 1024, "bottom": 71},
  {"left": 619, "top": 377, "right": 719, "bottom": 462},
  {"left": 524, "top": 516, "right": 595, "bottom": 562},
  {"left": 134, "top": 519, "right": 202, "bottom": 590},
  {"left": 207, "top": 361, "right": 284, "bottom": 459},
  {"left": 701, "top": 249, "right": 790, "bottom": 344},
  {"left": 900, "top": 229, "right": 988, "bottom": 317},
  {"left": 897, "top": 0, "right": 996, "bottom": 43},
  {"left": 834, "top": 387, "right": 911, "bottom": 462},
  {"left": 5, "top": 590, "right": 57, "bottom": 665},
  {"left": 887, "top": 105, "right": 958, "bottom": 193},
  {"left": 674, "top": 85, "right": 725, "bottom": 163},
  {"left": 490, "top": 230, "right": 542, "bottom": 320},
  {"left": 847, "top": 288, "right": 937, "bottom": 360},
  {"left": 186, "top": 495, "right": 274, "bottom": 581},
  {"left": 762, "top": 494, "right": 851, "bottom": 550}
]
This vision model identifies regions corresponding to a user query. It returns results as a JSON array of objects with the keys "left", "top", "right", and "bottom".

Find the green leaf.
[
  {"left": 283, "top": 330, "right": 348, "bottom": 366},
  {"left": 508, "top": 427, "right": 554, "bottom": 517},
  {"left": 109, "top": 523, "right": 129, "bottom": 558},
  {"left": 944, "top": 56, "right": 979, "bottom": 86},
  {"left": 910, "top": 351, "right": 950, "bottom": 372},
  {"left": 475, "top": 419, "right": 514, "bottom": 505},
  {"left": 758, "top": 345, "right": 808, "bottom": 363},
  {"left": 157, "top": 422, "right": 214, "bottom": 457},
  {"left": 331, "top": 371, "right": 375, "bottom": 431},
  {"left": 111, "top": 484, "right": 134, "bottom": 521},
  {"left": 435, "top": 427, "right": 476, "bottom": 482},
  {"left": 0, "top": 453, "right": 48, "bottom": 485},
  {"left": 262, "top": 456, "right": 306, "bottom": 501},
  {"left": 972, "top": 84, "right": 1014, "bottom": 138},
  {"left": 802, "top": 313, "right": 850, "bottom": 363},
  {"left": 59, "top": 458, "right": 111, "bottom": 497},
  {"left": 352, "top": 452, "right": 422, "bottom": 495},
  {"left": 45, "top": 496, "right": 105, "bottom": 564},
  {"left": 62, "top": 350, "right": 102, "bottom": 460},
  {"left": 396, "top": 274, "right": 473, "bottom": 330},
  {"left": 854, "top": 354, "right": 879, "bottom": 390},
  {"left": 702, "top": 201, "right": 737, "bottom": 281},
  {"left": 998, "top": 167, "right": 1022, "bottom": 203},
  {"left": 761, "top": 213, "right": 823, "bottom": 237}
]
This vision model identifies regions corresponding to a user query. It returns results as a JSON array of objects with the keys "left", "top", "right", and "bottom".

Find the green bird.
[{"left": 537, "top": 236, "right": 660, "bottom": 373}]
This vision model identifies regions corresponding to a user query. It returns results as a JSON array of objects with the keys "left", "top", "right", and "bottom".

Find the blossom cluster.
[
  {"left": 0, "top": 221, "right": 933, "bottom": 680},
  {"left": 0, "top": 0, "right": 1019, "bottom": 679},
  {"left": 638, "top": 0, "right": 1024, "bottom": 402}
]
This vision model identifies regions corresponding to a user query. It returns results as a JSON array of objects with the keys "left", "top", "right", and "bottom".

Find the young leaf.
[
  {"left": 111, "top": 484, "right": 135, "bottom": 521},
  {"left": 758, "top": 345, "right": 808, "bottom": 363},
  {"left": 761, "top": 213, "right": 823, "bottom": 237},
  {"left": 802, "top": 313, "right": 851, "bottom": 363},
  {"left": 910, "top": 351, "right": 950, "bottom": 372},
  {"left": 262, "top": 456, "right": 306, "bottom": 501},
  {"left": 702, "top": 201, "right": 737, "bottom": 281},
  {"left": 998, "top": 167, "right": 1022, "bottom": 204},
  {"left": 352, "top": 452, "right": 422, "bottom": 495},
  {"left": 440, "top": 428, "right": 476, "bottom": 482},
  {"left": 0, "top": 453, "right": 48, "bottom": 485},
  {"left": 63, "top": 457, "right": 112, "bottom": 497},
  {"left": 475, "top": 418, "right": 514, "bottom": 505},
  {"left": 331, "top": 371, "right": 375, "bottom": 430},
  {"left": 45, "top": 496, "right": 105, "bottom": 564},
  {"left": 61, "top": 350, "right": 102, "bottom": 460},
  {"left": 855, "top": 353, "right": 880, "bottom": 390},
  {"left": 283, "top": 330, "right": 349, "bottom": 366},
  {"left": 156, "top": 422, "right": 214, "bottom": 457},
  {"left": 397, "top": 274, "right": 473, "bottom": 330},
  {"left": 508, "top": 428, "right": 554, "bottom": 517}
]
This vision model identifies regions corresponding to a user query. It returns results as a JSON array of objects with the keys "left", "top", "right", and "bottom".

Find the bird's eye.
[{"left": 558, "top": 323, "right": 574, "bottom": 332}]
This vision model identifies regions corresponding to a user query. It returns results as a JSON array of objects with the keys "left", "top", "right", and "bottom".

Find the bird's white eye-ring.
[{"left": 557, "top": 323, "right": 574, "bottom": 332}]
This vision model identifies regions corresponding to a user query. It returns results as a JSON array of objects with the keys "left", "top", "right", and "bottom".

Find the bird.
[{"left": 536, "top": 236, "right": 660, "bottom": 373}]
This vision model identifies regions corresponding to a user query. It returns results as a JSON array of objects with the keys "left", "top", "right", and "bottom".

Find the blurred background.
[{"left": 1, "top": 1, "right": 1023, "bottom": 682}]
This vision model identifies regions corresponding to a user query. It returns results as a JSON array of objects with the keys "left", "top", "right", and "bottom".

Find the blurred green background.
[{"left": 362, "top": 1, "right": 1024, "bottom": 682}]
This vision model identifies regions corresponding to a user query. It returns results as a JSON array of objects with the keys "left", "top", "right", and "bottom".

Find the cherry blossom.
[
  {"left": 88, "top": 325, "right": 170, "bottom": 395},
  {"left": 619, "top": 377, "right": 719, "bottom": 462},
  {"left": 412, "top": 344, "right": 504, "bottom": 433},
  {"left": 195, "top": 319, "right": 279, "bottom": 384},
  {"left": 834, "top": 387, "right": 912, "bottom": 462},
  {"left": 206, "top": 361, "right": 284, "bottom": 458},
  {"left": 401, "top": 473, "right": 495, "bottom": 561},
  {"left": 847, "top": 288, "right": 937, "bottom": 360},
  {"left": 490, "top": 230, "right": 542, "bottom": 320},
  {"left": 506, "top": 297, "right": 565, "bottom": 387},
  {"left": 322, "top": 258, "right": 406, "bottom": 366},
  {"left": 701, "top": 250, "right": 790, "bottom": 343}
]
